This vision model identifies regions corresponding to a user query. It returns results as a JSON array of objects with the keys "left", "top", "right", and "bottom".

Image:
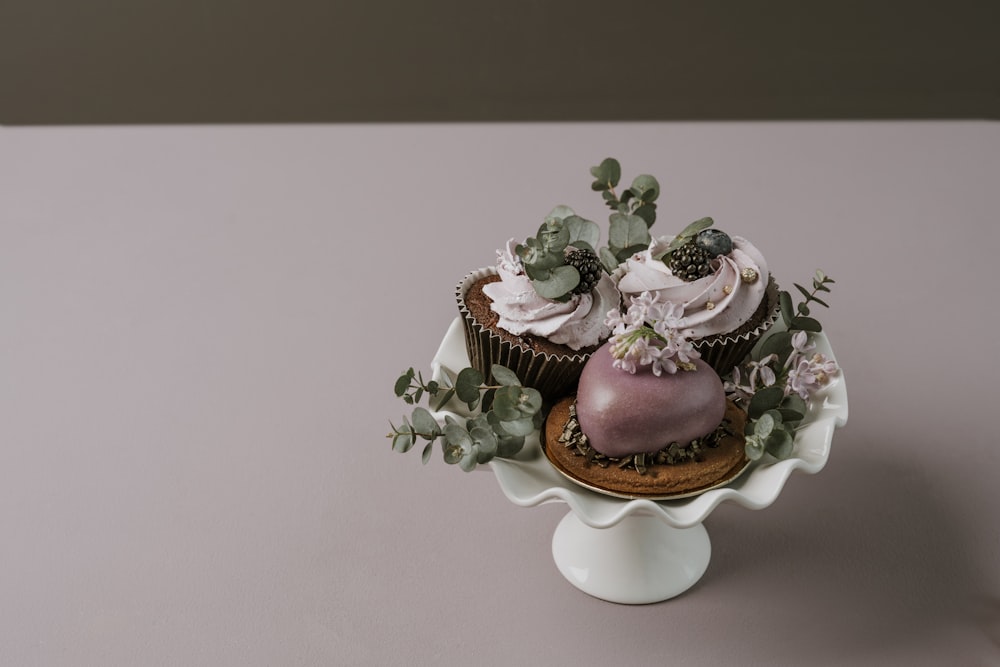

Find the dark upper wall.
[{"left": 2, "top": 0, "right": 998, "bottom": 124}]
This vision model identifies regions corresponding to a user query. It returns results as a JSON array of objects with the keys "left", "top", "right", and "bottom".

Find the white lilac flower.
[
  {"left": 725, "top": 363, "right": 757, "bottom": 403},
  {"left": 671, "top": 335, "right": 699, "bottom": 364},
  {"left": 648, "top": 298, "right": 685, "bottom": 330},
  {"left": 648, "top": 346, "right": 678, "bottom": 377},
  {"left": 790, "top": 330, "right": 815, "bottom": 354},
  {"left": 611, "top": 353, "right": 637, "bottom": 374},
  {"left": 785, "top": 331, "right": 817, "bottom": 371},
  {"left": 603, "top": 290, "right": 698, "bottom": 375},
  {"left": 730, "top": 366, "right": 742, "bottom": 388},
  {"left": 630, "top": 336, "right": 654, "bottom": 366},
  {"left": 748, "top": 353, "right": 778, "bottom": 391},
  {"left": 605, "top": 308, "right": 628, "bottom": 336},
  {"left": 631, "top": 291, "right": 659, "bottom": 314},
  {"left": 623, "top": 301, "right": 646, "bottom": 328},
  {"left": 786, "top": 353, "right": 840, "bottom": 399}
]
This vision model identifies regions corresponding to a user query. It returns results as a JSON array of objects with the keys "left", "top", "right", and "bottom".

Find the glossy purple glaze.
[{"left": 575, "top": 342, "right": 726, "bottom": 457}]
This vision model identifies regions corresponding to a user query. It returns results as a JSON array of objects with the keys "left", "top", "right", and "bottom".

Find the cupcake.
[
  {"left": 614, "top": 218, "right": 780, "bottom": 373},
  {"left": 458, "top": 235, "right": 619, "bottom": 403}
]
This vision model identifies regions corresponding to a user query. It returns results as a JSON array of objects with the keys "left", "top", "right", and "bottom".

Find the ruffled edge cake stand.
[{"left": 430, "top": 318, "right": 848, "bottom": 604}]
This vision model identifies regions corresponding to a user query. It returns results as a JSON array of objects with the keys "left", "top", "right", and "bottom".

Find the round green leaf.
[
  {"left": 470, "top": 426, "right": 498, "bottom": 460},
  {"left": 546, "top": 205, "right": 575, "bottom": 221},
  {"left": 455, "top": 367, "right": 484, "bottom": 405},
  {"left": 748, "top": 385, "right": 785, "bottom": 419},
  {"left": 518, "top": 387, "right": 543, "bottom": 414},
  {"left": 393, "top": 373, "right": 412, "bottom": 397},
  {"left": 490, "top": 364, "right": 521, "bottom": 387},
  {"left": 755, "top": 412, "right": 775, "bottom": 437},
  {"left": 500, "top": 418, "right": 535, "bottom": 437},
  {"left": 590, "top": 157, "right": 621, "bottom": 188},
  {"left": 495, "top": 434, "right": 526, "bottom": 458},
  {"left": 515, "top": 241, "right": 538, "bottom": 264},
  {"left": 490, "top": 387, "right": 522, "bottom": 421},
  {"left": 410, "top": 407, "right": 440, "bottom": 440},
  {"left": 538, "top": 220, "right": 570, "bottom": 253},
  {"left": 565, "top": 215, "right": 600, "bottom": 249},
  {"left": 609, "top": 213, "right": 650, "bottom": 250},
  {"left": 745, "top": 435, "right": 765, "bottom": 461},
  {"left": 632, "top": 203, "right": 657, "bottom": 227},
  {"left": 778, "top": 394, "right": 807, "bottom": 423},
  {"left": 493, "top": 386, "right": 542, "bottom": 421},
  {"left": 444, "top": 423, "right": 472, "bottom": 447},
  {"left": 766, "top": 428, "right": 794, "bottom": 459},
  {"left": 410, "top": 408, "right": 441, "bottom": 440},
  {"left": 458, "top": 449, "right": 479, "bottom": 472},
  {"left": 630, "top": 174, "right": 660, "bottom": 202},
  {"left": 392, "top": 431, "right": 415, "bottom": 453},
  {"left": 531, "top": 265, "right": 580, "bottom": 300},
  {"left": 442, "top": 425, "right": 472, "bottom": 464},
  {"left": 599, "top": 247, "right": 620, "bottom": 273}
]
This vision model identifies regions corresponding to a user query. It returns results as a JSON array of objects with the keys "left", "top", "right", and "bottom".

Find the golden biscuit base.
[{"left": 542, "top": 397, "right": 750, "bottom": 499}]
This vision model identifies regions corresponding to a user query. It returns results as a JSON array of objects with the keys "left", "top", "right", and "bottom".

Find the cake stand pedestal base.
[{"left": 551, "top": 511, "right": 711, "bottom": 604}]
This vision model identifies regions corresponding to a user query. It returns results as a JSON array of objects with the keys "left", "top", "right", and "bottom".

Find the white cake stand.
[{"left": 430, "top": 318, "right": 848, "bottom": 604}]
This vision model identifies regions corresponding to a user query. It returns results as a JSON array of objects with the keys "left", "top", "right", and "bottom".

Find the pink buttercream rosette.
[{"left": 614, "top": 235, "right": 781, "bottom": 374}]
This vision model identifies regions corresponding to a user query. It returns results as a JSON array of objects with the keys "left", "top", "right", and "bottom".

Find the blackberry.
[
  {"left": 667, "top": 241, "right": 712, "bottom": 281},
  {"left": 566, "top": 249, "right": 603, "bottom": 295}
]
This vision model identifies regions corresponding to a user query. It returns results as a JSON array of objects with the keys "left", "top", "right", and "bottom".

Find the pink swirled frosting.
[
  {"left": 615, "top": 235, "right": 770, "bottom": 339},
  {"left": 482, "top": 240, "right": 618, "bottom": 351}
]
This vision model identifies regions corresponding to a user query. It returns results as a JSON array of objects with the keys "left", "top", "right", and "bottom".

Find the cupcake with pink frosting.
[
  {"left": 614, "top": 218, "right": 780, "bottom": 373},
  {"left": 457, "top": 211, "right": 620, "bottom": 403}
]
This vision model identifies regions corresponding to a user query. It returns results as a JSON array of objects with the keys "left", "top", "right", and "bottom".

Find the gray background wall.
[{"left": 2, "top": 0, "right": 998, "bottom": 124}]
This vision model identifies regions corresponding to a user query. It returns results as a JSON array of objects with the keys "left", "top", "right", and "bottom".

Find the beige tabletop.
[{"left": 2, "top": 122, "right": 998, "bottom": 666}]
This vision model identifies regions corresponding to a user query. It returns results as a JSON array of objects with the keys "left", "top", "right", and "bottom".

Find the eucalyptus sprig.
[
  {"left": 388, "top": 364, "right": 543, "bottom": 471},
  {"left": 728, "top": 271, "right": 839, "bottom": 461},
  {"left": 589, "top": 157, "right": 662, "bottom": 273},
  {"left": 515, "top": 207, "right": 600, "bottom": 302},
  {"left": 778, "top": 270, "right": 835, "bottom": 333},
  {"left": 512, "top": 158, "right": 662, "bottom": 299}
]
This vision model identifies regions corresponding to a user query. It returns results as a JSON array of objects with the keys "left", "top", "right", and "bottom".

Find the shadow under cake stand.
[{"left": 431, "top": 318, "right": 849, "bottom": 604}]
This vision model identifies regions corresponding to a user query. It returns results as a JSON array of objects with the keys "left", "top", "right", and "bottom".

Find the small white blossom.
[
  {"left": 790, "top": 330, "right": 814, "bottom": 354},
  {"left": 786, "top": 353, "right": 839, "bottom": 399},
  {"left": 648, "top": 346, "right": 678, "bottom": 377}
]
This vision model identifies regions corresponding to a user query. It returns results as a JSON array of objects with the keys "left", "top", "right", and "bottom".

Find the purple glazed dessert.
[{"left": 575, "top": 343, "right": 726, "bottom": 458}]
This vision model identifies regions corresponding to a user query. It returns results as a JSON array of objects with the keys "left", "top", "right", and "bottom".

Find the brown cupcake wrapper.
[
  {"left": 692, "top": 277, "right": 781, "bottom": 374},
  {"left": 456, "top": 268, "right": 593, "bottom": 403}
]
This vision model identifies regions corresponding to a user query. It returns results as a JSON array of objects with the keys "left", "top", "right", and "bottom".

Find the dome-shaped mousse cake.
[{"left": 575, "top": 343, "right": 727, "bottom": 458}]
